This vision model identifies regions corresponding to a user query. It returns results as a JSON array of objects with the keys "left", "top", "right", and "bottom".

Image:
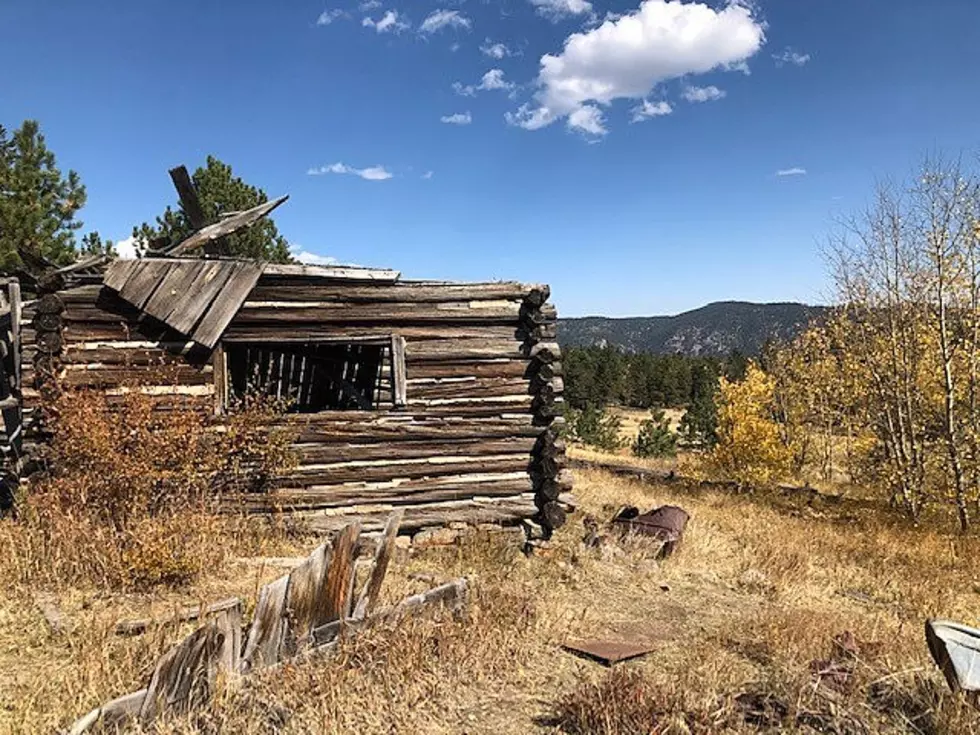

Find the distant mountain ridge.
[{"left": 558, "top": 301, "right": 827, "bottom": 357}]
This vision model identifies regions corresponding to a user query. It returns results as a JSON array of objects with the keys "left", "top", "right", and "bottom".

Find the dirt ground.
[{"left": 2, "top": 456, "right": 980, "bottom": 733}]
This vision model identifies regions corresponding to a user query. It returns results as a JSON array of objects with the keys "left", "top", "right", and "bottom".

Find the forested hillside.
[{"left": 559, "top": 301, "right": 825, "bottom": 356}]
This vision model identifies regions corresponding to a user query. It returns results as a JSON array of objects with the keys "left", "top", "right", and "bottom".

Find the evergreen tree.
[
  {"left": 633, "top": 409, "right": 677, "bottom": 458},
  {"left": 0, "top": 120, "right": 87, "bottom": 272},
  {"left": 134, "top": 156, "right": 292, "bottom": 262}
]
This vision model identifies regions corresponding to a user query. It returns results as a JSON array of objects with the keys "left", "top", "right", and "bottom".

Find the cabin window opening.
[{"left": 219, "top": 336, "right": 406, "bottom": 413}]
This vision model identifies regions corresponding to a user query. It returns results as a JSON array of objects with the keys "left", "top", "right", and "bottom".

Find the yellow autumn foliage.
[{"left": 709, "top": 362, "right": 793, "bottom": 487}]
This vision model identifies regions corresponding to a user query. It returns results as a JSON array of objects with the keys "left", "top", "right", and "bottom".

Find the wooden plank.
[
  {"left": 138, "top": 620, "right": 225, "bottom": 721},
  {"left": 191, "top": 261, "right": 265, "bottom": 348},
  {"left": 280, "top": 543, "right": 332, "bottom": 658},
  {"left": 240, "top": 575, "right": 288, "bottom": 672},
  {"left": 102, "top": 259, "right": 139, "bottom": 292},
  {"left": 169, "top": 166, "right": 206, "bottom": 230},
  {"left": 114, "top": 596, "right": 242, "bottom": 636},
  {"left": 354, "top": 510, "right": 403, "bottom": 620},
  {"left": 169, "top": 196, "right": 288, "bottom": 255},
  {"left": 391, "top": 335, "right": 407, "bottom": 408},
  {"left": 322, "top": 523, "right": 362, "bottom": 622},
  {"left": 166, "top": 261, "right": 240, "bottom": 336},
  {"left": 142, "top": 260, "right": 210, "bottom": 323},
  {"left": 249, "top": 281, "right": 536, "bottom": 303},
  {"left": 118, "top": 260, "right": 177, "bottom": 310},
  {"left": 212, "top": 343, "right": 227, "bottom": 414},
  {"left": 261, "top": 263, "right": 400, "bottom": 282}
]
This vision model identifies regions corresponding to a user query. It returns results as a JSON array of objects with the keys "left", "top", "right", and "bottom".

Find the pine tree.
[
  {"left": 134, "top": 156, "right": 292, "bottom": 262},
  {"left": 0, "top": 120, "right": 88, "bottom": 272}
]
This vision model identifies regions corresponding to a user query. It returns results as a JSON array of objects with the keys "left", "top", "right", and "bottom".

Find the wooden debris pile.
[{"left": 68, "top": 511, "right": 469, "bottom": 733}]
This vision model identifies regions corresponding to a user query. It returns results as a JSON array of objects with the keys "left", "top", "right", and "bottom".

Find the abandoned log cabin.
[{"left": 12, "top": 254, "right": 571, "bottom": 535}]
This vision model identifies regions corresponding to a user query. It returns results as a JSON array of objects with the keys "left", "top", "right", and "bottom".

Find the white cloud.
[
  {"left": 114, "top": 235, "right": 140, "bottom": 260},
  {"left": 453, "top": 68, "right": 515, "bottom": 96},
  {"left": 419, "top": 9, "right": 471, "bottom": 34},
  {"left": 358, "top": 0, "right": 381, "bottom": 9},
  {"left": 440, "top": 111, "right": 473, "bottom": 125},
  {"left": 308, "top": 162, "right": 394, "bottom": 181},
  {"left": 630, "top": 98, "right": 673, "bottom": 122},
  {"left": 316, "top": 9, "right": 346, "bottom": 26},
  {"left": 681, "top": 84, "right": 726, "bottom": 103},
  {"left": 776, "top": 167, "right": 807, "bottom": 177},
  {"left": 509, "top": 0, "right": 764, "bottom": 134},
  {"left": 530, "top": 0, "right": 593, "bottom": 21},
  {"left": 362, "top": 10, "right": 409, "bottom": 33},
  {"left": 567, "top": 105, "right": 606, "bottom": 136},
  {"left": 422, "top": 171, "right": 434, "bottom": 180},
  {"left": 773, "top": 47, "right": 810, "bottom": 67},
  {"left": 480, "top": 40, "right": 513, "bottom": 59},
  {"left": 290, "top": 246, "right": 338, "bottom": 266}
]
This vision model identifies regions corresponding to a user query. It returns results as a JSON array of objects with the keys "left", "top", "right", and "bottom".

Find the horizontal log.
[
  {"left": 240, "top": 474, "right": 536, "bottom": 512},
  {"left": 293, "top": 437, "right": 538, "bottom": 463},
  {"left": 233, "top": 301, "right": 523, "bottom": 325},
  {"left": 247, "top": 282, "right": 540, "bottom": 304},
  {"left": 59, "top": 365, "right": 213, "bottom": 388},
  {"left": 408, "top": 360, "right": 531, "bottom": 380},
  {"left": 289, "top": 417, "right": 549, "bottom": 444},
  {"left": 407, "top": 378, "right": 530, "bottom": 400},
  {"left": 288, "top": 492, "right": 541, "bottom": 531},
  {"left": 534, "top": 468, "right": 574, "bottom": 501},
  {"left": 222, "top": 325, "right": 523, "bottom": 343},
  {"left": 278, "top": 454, "right": 532, "bottom": 487}
]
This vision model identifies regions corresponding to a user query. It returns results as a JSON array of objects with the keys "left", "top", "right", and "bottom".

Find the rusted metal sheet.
[
  {"left": 562, "top": 637, "right": 656, "bottom": 666},
  {"left": 927, "top": 619, "right": 980, "bottom": 707},
  {"left": 612, "top": 504, "right": 689, "bottom": 557}
]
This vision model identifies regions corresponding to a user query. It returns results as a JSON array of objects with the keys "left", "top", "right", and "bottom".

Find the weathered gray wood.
[
  {"left": 166, "top": 261, "right": 240, "bottom": 336},
  {"left": 234, "top": 301, "right": 522, "bottom": 324},
  {"left": 190, "top": 260, "right": 265, "bottom": 348},
  {"left": 138, "top": 620, "right": 226, "bottom": 721},
  {"left": 354, "top": 510, "right": 403, "bottom": 620},
  {"left": 142, "top": 260, "right": 210, "bottom": 322},
  {"left": 260, "top": 263, "right": 400, "bottom": 281},
  {"left": 273, "top": 455, "right": 533, "bottom": 488},
  {"left": 312, "top": 577, "right": 468, "bottom": 648},
  {"left": 280, "top": 543, "right": 332, "bottom": 658},
  {"left": 528, "top": 342, "right": 561, "bottom": 363},
  {"left": 169, "top": 195, "right": 288, "bottom": 255},
  {"left": 169, "top": 166, "right": 206, "bottom": 230},
  {"left": 100, "top": 259, "right": 139, "bottom": 292},
  {"left": 391, "top": 334, "right": 407, "bottom": 408},
  {"left": 68, "top": 689, "right": 148, "bottom": 734},
  {"left": 249, "top": 281, "right": 537, "bottom": 303},
  {"left": 118, "top": 260, "right": 176, "bottom": 310},
  {"left": 241, "top": 575, "right": 289, "bottom": 672},
  {"left": 114, "top": 596, "right": 242, "bottom": 636}
]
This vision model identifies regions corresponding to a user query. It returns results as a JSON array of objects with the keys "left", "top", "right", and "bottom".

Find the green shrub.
[
  {"left": 564, "top": 405, "right": 624, "bottom": 452},
  {"left": 633, "top": 409, "right": 677, "bottom": 458}
]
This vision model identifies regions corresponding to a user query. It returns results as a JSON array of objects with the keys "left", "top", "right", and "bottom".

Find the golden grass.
[{"left": 3, "top": 462, "right": 980, "bottom": 733}]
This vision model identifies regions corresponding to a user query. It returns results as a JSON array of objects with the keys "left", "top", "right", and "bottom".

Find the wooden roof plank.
[
  {"left": 118, "top": 261, "right": 180, "bottom": 310},
  {"left": 142, "top": 260, "right": 209, "bottom": 324},
  {"left": 190, "top": 261, "right": 265, "bottom": 348},
  {"left": 168, "top": 196, "right": 288, "bottom": 256},
  {"left": 166, "top": 261, "right": 240, "bottom": 336},
  {"left": 103, "top": 259, "right": 139, "bottom": 292},
  {"left": 261, "top": 264, "right": 400, "bottom": 282}
]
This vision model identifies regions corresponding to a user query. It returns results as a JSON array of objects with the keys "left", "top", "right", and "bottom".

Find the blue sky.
[{"left": 2, "top": 0, "right": 979, "bottom": 317}]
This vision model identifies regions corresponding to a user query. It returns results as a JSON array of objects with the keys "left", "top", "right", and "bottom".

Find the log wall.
[{"left": 21, "top": 274, "right": 570, "bottom": 534}]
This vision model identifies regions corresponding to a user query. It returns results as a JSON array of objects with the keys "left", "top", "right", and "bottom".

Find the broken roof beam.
[
  {"left": 168, "top": 166, "right": 206, "bottom": 231},
  {"left": 167, "top": 195, "right": 289, "bottom": 257}
]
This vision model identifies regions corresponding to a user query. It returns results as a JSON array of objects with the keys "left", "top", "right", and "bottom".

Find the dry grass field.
[{"left": 2, "top": 450, "right": 979, "bottom": 733}]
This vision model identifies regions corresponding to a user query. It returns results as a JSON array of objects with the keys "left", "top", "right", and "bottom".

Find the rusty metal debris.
[
  {"left": 562, "top": 637, "right": 657, "bottom": 666},
  {"left": 926, "top": 619, "right": 980, "bottom": 709},
  {"left": 611, "top": 504, "right": 690, "bottom": 558}
]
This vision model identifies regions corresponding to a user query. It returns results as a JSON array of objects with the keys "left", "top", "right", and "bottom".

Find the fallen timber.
[{"left": 68, "top": 513, "right": 471, "bottom": 733}]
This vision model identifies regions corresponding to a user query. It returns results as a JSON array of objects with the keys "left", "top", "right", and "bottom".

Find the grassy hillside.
[{"left": 559, "top": 301, "right": 826, "bottom": 356}]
